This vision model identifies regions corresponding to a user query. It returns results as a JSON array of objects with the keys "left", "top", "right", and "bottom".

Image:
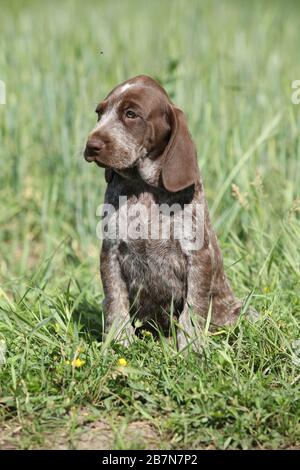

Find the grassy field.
[{"left": 0, "top": 0, "right": 300, "bottom": 450}]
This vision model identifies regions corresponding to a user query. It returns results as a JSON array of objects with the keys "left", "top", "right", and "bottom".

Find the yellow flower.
[
  {"left": 72, "top": 358, "right": 85, "bottom": 368},
  {"left": 65, "top": 358, "right": 85, "bottom": 368},
  {"left": 118, "top": 357, "right": 127, "bottom": 367},
  {"left": 143, "top": 330, "right": 152, "bottom": 337},
  {"left": 263, "top": 287, "right": 270, "bottom": 294}
]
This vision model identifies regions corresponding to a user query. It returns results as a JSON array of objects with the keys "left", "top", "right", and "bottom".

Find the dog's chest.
[
  {"left": 117, "top": 237, "right": 188, "bottom": 305},
  {"left": 105, "top": 178, "right": 194, "bottom": 307}
]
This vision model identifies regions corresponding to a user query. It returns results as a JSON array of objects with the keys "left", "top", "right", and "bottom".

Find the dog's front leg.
[
  {"left": 177, "top": 303, "right": 196, "bottom": 352},
  {"left": 100, "top": 241, "right": 134, "bottom": 346},
  {"left": 177, "top": 303, "right": 205, "bottom": 353},
  {"left": 176, "top": 248, "right": 212, "bottom": 353}
]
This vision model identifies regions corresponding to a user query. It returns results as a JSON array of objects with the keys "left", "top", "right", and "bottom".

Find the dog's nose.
[
  {"left": 86, "top": 139, "right": 102, "bottom": 153},
  {"left": 84, "top": 138, "right": 104, "bottom": 160}
]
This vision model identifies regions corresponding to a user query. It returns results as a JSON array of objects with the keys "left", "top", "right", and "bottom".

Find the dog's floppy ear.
[{"left": 161, "top": 106, "right": 198, "bottom": 192}]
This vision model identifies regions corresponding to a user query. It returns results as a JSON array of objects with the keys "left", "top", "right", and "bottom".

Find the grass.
[{"left": 0, "top": 0, "right": 300, "bottom": 450}]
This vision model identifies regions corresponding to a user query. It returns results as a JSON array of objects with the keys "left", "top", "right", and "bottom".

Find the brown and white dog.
[{"left": 84, "top": 75, "right": 255, "bottom": 350}]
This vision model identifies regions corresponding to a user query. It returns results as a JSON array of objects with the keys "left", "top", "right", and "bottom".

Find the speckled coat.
[{"left": 84, "top": 75, "right": 251, "bottom": 349}]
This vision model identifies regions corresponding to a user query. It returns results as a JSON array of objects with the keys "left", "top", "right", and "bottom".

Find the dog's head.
[{"left": 84, "top": 75, "right": 198, "bottom": 192}]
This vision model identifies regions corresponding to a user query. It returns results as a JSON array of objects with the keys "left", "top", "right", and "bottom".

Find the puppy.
[{"left": 84, "top": 75, "right": 255, "bottom": 349}]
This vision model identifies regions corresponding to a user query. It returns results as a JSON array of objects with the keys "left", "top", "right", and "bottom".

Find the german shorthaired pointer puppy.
[{"left": 84, "top": 75, "right": 255, "bottom": 350}]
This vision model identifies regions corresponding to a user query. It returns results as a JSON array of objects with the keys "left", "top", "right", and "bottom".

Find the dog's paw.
[
  {"left": 177, "top": 330, "right": 203, "bottom": 355},
  {"left": 116, "top": 331, "right": 135, "bottom": 348},
  {"left": 228, "top": 301, "right": 260, "bottom": 324},
  {"left": 244, "top": 305, "right": 260, "bottom": 322}
]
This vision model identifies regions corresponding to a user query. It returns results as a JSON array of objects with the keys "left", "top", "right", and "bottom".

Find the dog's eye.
[{"left": 125, "top": 110, "right": 137, "bottom": 119}]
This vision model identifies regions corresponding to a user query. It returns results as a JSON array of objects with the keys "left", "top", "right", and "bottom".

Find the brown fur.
[{"left": 84, "top": 75, "right": 253, "bottom": 349}]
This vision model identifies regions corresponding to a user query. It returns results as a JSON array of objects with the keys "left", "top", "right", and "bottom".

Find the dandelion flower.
[
  {"left": 143, "top": 330, "right": 152, "bottom": 337},
  {"left": 65, "top": 357, "right": 85, "bottom": 368},
  {"left": 118, "top": 357, "right": 127, "bottom": 367},
  {"left": 72, "top": 358, "right": 85, "bottom": 368}
]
